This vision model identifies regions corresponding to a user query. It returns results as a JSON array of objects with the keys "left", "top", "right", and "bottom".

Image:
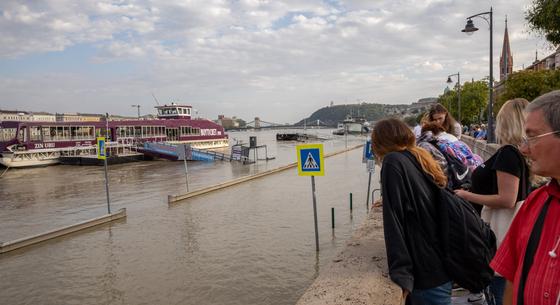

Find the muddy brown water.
[{"left": 0, "top": 129, "right": 380, "bottom": 305}]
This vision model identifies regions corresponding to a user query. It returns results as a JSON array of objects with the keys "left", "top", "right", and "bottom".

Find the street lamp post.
[
  {"left": 131, "top": 104, "right": 141, "bottom": 119},
  {"left": 462, "top": 7, "right": 494, "bottom": 143},
  {"left": 446, "top": 72, "right": 461, "bottom": 124}
]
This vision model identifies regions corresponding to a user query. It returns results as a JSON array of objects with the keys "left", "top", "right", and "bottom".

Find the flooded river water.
[{"left": 0, "top": 129, "right": 380, "bottom": 305}]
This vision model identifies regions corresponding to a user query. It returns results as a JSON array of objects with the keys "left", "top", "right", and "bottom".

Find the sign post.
[
  {"left": 363, "top": 140, "right": 375, "bottom": 209},
  {"left": 296, "top": 144, "right": 325, "bottom": 252},
  {"left": 183, "top": 144, "right": 190, "bottom": 192},
  {"left": 97, "top": 135, "right": 111, "bottom": 214}
]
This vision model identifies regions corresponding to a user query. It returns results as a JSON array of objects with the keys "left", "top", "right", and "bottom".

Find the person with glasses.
[
  {"left": 454, "top": 98, "right": 531, "bottom": 305},
  {"left": 489, "top": 90, "right": 560, "bottom": 305}
]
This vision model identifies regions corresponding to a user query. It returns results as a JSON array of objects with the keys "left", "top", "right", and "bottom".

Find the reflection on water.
[{"left": 0, "top": 129, "right": 379, "bottom": 305}]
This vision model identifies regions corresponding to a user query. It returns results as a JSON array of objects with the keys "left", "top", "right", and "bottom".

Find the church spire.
[{"left": 499, "top": 16, "right": 513, "bottom": 81}]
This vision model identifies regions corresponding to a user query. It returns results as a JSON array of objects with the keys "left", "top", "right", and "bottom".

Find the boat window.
[
  {"left": 0, "top": 127, "right": 17, "bottom": 141},
  {"left": 74, "top": 126, "right": 94, "bottom": 140},
  {"left": 42, "top": 127, "right": 52, "bottom": 141},
  {"left": 56, "top": 126, "right": 63, "bottom": 140},
  {"left": 30, "top": 127, "right": 42, "bottom": 141},
  {"left": 18, "top": 127, "right": 26, "bottom": 142},
  {"left": 70, "top": 126, "right": 77, "bottom": 139}
]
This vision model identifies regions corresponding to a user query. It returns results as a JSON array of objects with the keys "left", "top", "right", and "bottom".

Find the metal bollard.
[{"left": 331, "top": 207, "right": 335, "bottom": 229}]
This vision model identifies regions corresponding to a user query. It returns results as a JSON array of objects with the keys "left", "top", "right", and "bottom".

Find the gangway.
[{"left": 141, "top": 142, "right": 231, "bottom": 162}]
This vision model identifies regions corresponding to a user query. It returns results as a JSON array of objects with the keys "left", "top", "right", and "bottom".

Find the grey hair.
[{"left": 526, "top": 90, "right": 560, "bottom": 133}]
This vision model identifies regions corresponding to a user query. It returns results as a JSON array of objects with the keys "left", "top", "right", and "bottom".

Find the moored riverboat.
[{"left": 0, "top": 103, "right": 228, "bottom": 168}]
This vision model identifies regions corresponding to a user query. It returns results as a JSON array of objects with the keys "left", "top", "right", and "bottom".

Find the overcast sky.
[{"left": 0, "top": 0, "right": 553, "bottom": 124}]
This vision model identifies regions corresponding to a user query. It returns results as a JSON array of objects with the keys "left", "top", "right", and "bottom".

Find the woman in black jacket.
[{"left": 372, "top": 118, "right": 451, "bottom": 305}]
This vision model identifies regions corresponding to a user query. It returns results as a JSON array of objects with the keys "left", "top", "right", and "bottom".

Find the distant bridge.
[{"left": 245, "top": 117, "right": 330, "bottom": 129}]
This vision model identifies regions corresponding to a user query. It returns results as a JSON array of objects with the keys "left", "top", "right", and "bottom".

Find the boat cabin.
[{"left": 155, "top": 103, "right": 192, "bottom": 119}]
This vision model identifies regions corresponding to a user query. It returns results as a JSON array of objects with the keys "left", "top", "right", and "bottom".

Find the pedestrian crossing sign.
[
  {"left": 97, "top": 137, "right": 106, "bottom": 160},
  {"left": 296, "top": 144, "right": 324, "bottom": 176}
]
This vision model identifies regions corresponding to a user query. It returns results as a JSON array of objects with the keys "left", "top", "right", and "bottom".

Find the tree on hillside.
[
  {"left": 526, "top": 0, "right": 560, "bottom": 46},
  {"left": 438, "top": 80, "right": 488, "bottom": 126},
  {"left": 497, "top": 69, "right": 560, "bottom": 110}
]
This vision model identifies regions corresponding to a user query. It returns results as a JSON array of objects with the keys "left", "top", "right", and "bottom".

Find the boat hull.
[{"left": 0, "top": 154, "right": 60, "bottom": 168}]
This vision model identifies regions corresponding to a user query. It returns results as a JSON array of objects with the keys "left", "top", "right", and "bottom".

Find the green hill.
[{"left": 296, "top": 103, "right": 413, "bottom": 127}]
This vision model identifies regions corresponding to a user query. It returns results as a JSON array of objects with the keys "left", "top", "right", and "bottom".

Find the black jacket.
[{"left": 381, "top": 150, "right": 450, "bottom": 292}]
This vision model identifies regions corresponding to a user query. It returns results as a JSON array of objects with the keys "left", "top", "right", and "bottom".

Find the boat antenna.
[{"left": 151, "top": 93, "right": 161, "bottom": 106}]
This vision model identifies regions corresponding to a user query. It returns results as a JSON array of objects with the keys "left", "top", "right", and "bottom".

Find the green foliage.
[
  {"left": 298, "top": 103, "right": 402, "bottom": 126},
  {"left": 497, "top": 69, "right": 560, "bottom": 110},
  {"left": 526, "top": 0, "right": 560, "bottom": 45},
  {"left": 437, "top": 80, "right": 488, "bottom": 126}
]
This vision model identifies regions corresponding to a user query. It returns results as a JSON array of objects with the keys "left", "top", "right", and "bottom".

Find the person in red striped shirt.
[{"left": 490, "top": 90, "right": 560, "bottom": 305}]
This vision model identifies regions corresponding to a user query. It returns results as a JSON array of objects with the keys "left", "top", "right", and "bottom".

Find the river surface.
[{"left": 0, "top": 129, "right": 380, "bottom": 305}]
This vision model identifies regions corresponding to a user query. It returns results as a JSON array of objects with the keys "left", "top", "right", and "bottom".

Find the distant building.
[
  {"left": 56, "top": 113, "right": 81, "bottom": 122},
  {"left": 216, "top": 115, "right": 241, "bottom": 129},
  {"left": 407, "top": 98, "right": 437, "bottom": 115},
  {"left": 30, "top": 112, "right": 56, "bottom": 122},
  {"left": 525, "top": 47, "right": 560, "bottom": 72},
  {"left": 55, "top": 113, "right": 103, "bottom": 122},
  {"left": 78, "top": 113, "right": 103, "bottom": 122},
  {"left": 499, "top": 18, "right": 513, "bottom": 81},
  {"left": 0, "top": 110, "right": 58, "bottom": 122},
  {"left": 494, "top": 20, "right": 559, "bottom": 98},
  {"left": 0, "top": 110, "right": 31, "bottom": 122}
]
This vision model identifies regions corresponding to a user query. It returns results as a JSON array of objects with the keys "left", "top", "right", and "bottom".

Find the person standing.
[
  {"left": 490, "top": 90, "right": 560, "bottom": 305},
  {"left": 428, "top": 104, "right": 462, "bottom": 139},
  {"left": 454, "top": 98, "right": 531, "bottom": 305},
  {"left": 372, "top": 118, "right": 451, "bottom": 305}
]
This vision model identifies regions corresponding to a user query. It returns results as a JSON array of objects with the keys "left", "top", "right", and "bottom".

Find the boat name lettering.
[
  {"left": 200, "top": 129, "right": 218, "bottom": 136},
  {"left": 34, "top": 143, "right": 56, "bottom": 149}
]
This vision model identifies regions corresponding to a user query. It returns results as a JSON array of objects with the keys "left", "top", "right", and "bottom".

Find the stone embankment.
[{"left": 295, "top": 135, "right": 498, "bottom": 305}]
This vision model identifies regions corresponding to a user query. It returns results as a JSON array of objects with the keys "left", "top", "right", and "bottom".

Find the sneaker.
[{"left": 467, "top": 292, "right": 487, "bottom": 305}]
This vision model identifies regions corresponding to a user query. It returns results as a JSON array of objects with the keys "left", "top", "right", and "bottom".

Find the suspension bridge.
[{"left": 245, "top": 117, "right": 330, "bottom": 129}]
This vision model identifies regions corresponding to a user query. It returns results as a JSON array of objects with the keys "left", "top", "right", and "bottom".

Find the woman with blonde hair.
[
  {"left": 454, "top": 98, "right": 531, "bottom": 305},
  {"left": 372, "top": 118, "right": 451, "bottom": 305}
]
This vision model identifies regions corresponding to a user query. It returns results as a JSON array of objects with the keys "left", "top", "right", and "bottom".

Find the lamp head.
[
  {"left": 447, "top": 77, "right": 453, "bottom": 84},
  {"left": 462, "top": 19, "right": 478, "bottom": 35}
]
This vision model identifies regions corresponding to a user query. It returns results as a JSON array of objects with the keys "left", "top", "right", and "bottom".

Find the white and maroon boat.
[{"left": 0, "top": 103, "right": 228, "bottom": 168}]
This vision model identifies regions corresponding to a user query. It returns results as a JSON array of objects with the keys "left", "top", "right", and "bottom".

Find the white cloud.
[{"left": 0, "top": 0, "right": 552, "bottom": 123}]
